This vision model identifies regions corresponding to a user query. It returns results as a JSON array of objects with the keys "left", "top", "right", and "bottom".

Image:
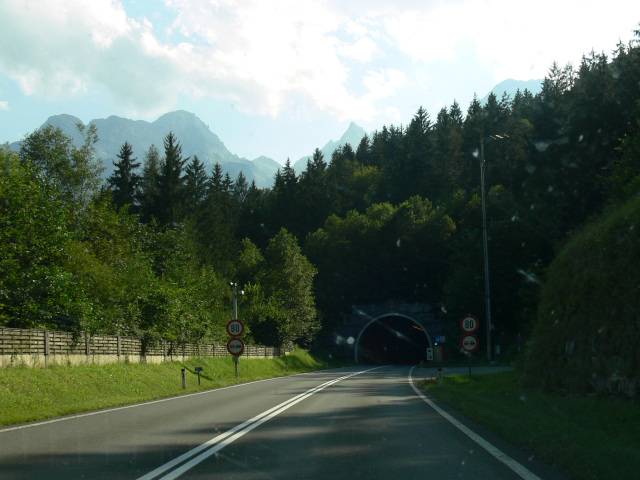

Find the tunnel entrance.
[{"left": 355, "top": 314, "right": 431, "bottom": 364}]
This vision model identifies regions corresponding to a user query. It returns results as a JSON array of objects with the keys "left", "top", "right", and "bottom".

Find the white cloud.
[
  {"left": 0, "top": 101, "right": 9, "bottom": 111},
  {"left": 166, "top": 0, "right": 370, "bottom": 117},
  {"left": 339, "top": 37, "right": 377, "bottom": 62},
  {"left": 0, "top": 0, "right": 399, "bottom": 121},
  {"left": 0, "top": 0, "right": 637, "bottom": 129},
  {"left": 0, "top": 0, "right": 183, "bottom": 116},
  {"left": 163, "top": 0, "right": 411, "bottom": 121},
  {"left": 384, "top": 106, "right": 402, "bottom": 122},
  {"left": 384, "top": 0, "right": 640, "bottom": 82},
  {"left": 363, "top": 69, "right": 406, "bottom": 101}
]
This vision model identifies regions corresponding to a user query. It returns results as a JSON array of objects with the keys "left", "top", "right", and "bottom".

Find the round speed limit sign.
[
  {"left": 460, "top": 314, "right": 479, "bottom": 334},
  {"left": 226, "top": 319, "right": 245, "bottom": 337}
]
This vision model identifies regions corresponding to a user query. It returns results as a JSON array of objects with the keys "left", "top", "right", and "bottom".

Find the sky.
[{"left": 1, "top": 0, "right": 639, "bottom": 164}]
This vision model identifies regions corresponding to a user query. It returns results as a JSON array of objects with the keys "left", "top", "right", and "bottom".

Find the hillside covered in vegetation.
[{"left": 524, "top": 194, "right": 640, "bottom": 396}]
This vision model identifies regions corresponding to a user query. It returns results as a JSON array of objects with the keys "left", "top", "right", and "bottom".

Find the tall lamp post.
[
  {"left": 480, "top": 134, "right": 507, "bottom": 364},
  {"left": 230, "top": 282, "right": 244, "bottom": 319}
]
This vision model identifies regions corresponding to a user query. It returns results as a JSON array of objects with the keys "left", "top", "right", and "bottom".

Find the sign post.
[
  {"left": 227, "top": 337, "right": 245, "bottom": 377},
  {"left": 228, "top": 283, "right": 245, "bottom": 377},
  {"left": 460, "top": 315, "right": 480, "bottom": 377},
  {"left": 226, "top": 320, "right": 245, "bottom": 377},
  {"left": 461, "top": 333, "right": 479, "bottom": 376}
]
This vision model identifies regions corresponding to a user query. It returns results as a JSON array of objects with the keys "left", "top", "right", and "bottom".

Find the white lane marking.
[
  {"left": 408, "top": 367, "right": 542, "bottom": 480},
  {"left": 0, "top": 368, "right": 342, "bottom": 433},
  {"left": 139, "top": 367, "right": 384, "bottom": 480}
]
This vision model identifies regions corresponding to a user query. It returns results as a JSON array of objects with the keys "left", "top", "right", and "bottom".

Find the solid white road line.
[
  {"left": 0, "top": 375, "right": 292, "bottom": 434},
  {"left": 0, "top": 368, "right": 345, "bottom": 434},
  {"left": 138, "top": 366, "right": 384, "bottom": 480},
  {"left": 408, "top": 366, "right": 542, "bottom": 480}
]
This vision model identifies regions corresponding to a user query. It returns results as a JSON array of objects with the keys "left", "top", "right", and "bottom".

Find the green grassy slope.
[{"left": 0, "top": 350, "right": 328, "bottom": 426}]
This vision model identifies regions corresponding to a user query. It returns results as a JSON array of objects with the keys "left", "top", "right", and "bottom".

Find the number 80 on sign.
[
  {"left": 460, "top": 314, "right": 479, "bottom": 334},
  {"left": 227, "top": 319, "right": 245, "bottom": 337}
]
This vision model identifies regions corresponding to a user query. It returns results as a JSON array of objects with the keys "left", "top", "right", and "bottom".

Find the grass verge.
[
  {"left": 0, "top": 349, "right": 333, "bottom": 427},
  {"left": 417, "top": 369, "right": 640, "bottom": 480}
]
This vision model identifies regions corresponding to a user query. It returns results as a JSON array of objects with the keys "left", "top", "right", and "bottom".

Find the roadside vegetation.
[
  {"left": 523, "top": 194, "right": 640, "bottom": 396},
  {"left": 420, "top": 369, "right": 640, "bottom": 480},
  {"left": 0, "top": 349, "right": 332, "bottom": 427},
  {"left": 3, "top": 27, "right": 640, "bottom": 365}
]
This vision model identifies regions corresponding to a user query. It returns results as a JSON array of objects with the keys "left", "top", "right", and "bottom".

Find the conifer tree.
[
  {"left": 233, "top": 171, "right": 249, "bottom": 206},
  {"left": 156, "top": 132, "right": 188, "bottom": 226},
  {"left": 355, "top": 135, "right": 372, "bottom": 165},
  {"left": 108, "top": 141, "right": 141, "bottom": 211},
  {"left": 138, "top": 145, "right": 161, "bottom": 223},
  {"left": 183, "top": 155, "right": 208, "bottom": 215},
  {"left": 208, "top": 163, "right": 224, "bottom": 194}
]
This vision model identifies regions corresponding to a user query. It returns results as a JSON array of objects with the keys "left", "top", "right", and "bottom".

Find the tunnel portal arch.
[{"left": 354, "top": 313, "right": 433, "bottom": 363}]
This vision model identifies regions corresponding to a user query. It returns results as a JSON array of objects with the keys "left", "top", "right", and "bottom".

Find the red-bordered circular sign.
[
  {"left": 226, "top": 319, "right": 245, "bottom": 337},
  {"left": 227, "top": 338, "right": 245, "bottom": 356},
  {"left": 460, "top": 314, "right": 479, "bottom": 334},
  {"left": 460, "top": 334, "right": 480, "bottom": 353}
]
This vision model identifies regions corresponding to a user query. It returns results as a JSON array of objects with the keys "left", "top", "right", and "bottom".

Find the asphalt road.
[{"left": 0, "top": 365, "right": 570, "bottom": 480}]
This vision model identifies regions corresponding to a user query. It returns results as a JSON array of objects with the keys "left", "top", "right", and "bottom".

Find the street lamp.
[
  {"left": 480, "top": 134, "right": 507, "bottom": 364},
  {"left": 230, "top": 282, "right": 244, "bottom": 319}
]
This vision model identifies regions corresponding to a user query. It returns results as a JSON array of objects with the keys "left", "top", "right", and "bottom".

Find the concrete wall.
[{"left": 0, "top": 328, "right": 288, "bottom": 367}]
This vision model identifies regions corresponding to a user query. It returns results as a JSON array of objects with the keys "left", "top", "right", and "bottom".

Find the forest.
[{"left": 1, "top": 29, "right": 639, "bottom": 370}]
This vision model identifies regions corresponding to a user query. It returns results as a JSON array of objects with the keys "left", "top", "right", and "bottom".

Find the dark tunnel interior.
[{"left": 357, "top": 316, "right": 429, "bottom": 364}]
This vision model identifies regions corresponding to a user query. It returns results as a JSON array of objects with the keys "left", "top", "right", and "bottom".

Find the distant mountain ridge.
[
  {"left": 293, "top": 121, "right": 369, "bottom": 173},
  {"left": 12, "top": 111, "right": 282, "bottom": 188},
  {"left": 10, "top": 79, "right": 535, "bottom": 187},
  {"left": 480, "top": 78, "right": 543, "bottom": 104},
  {"left": 11, "top": 111, "right": 369, "bottom": 189}
]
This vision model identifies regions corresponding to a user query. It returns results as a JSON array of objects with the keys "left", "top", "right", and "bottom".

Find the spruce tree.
[
  {"left": 233, "top": 171, "right": 249, "bottom": 206},
  {"left": 157, "top": 132, "right": 188, "bottom": 226},
  {"left": 108, "top": 141, "right": 141, "bottom": 211},
  {"left": 183, "top": 155, "right": 208, "bottom": 215},
  {"left": 138, "top": 145, "right": 161, "bottom": 223}
]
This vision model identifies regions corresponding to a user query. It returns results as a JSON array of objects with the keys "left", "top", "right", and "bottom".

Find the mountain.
[
  {"left": 12, "top": 110, "right": 281, "bottom": 188},
  {"left": 11, "top": 111, "right": 368, "bottom": 188},
  {"left": 480, "top": 78, "right": 543, "bottom": 104},
  {"left": 293, "top": 121, "right": 368, "bottom": 173}
]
